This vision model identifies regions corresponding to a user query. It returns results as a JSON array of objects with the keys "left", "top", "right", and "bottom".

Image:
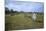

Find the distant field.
[{"left": 5, "top": 13, "right": 44, "bottom": 30}]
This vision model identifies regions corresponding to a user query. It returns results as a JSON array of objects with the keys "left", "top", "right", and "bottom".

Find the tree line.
[
  {"left": 5, "top": 7, "right": 24, "bottom": 14},
  {"left": 5, "top": 7, "right": 19, "bottom": 14}
]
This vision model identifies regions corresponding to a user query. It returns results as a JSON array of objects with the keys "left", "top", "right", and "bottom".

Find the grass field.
[{"left": 5, "top": 13, "right": 44, "bottom": 30}]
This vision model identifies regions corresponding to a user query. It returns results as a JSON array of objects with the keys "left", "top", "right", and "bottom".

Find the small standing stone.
[{"left": 32, "top": 13, "right": 37, "bottom": 21}]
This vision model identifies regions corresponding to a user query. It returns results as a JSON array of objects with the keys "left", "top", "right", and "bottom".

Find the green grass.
[{"left": 5, "top": 13, "right": 44, "bottom": 30}]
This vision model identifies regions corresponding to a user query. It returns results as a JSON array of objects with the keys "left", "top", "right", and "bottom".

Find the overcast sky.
[{"left": 5, "top": 0, "right": 44, "bottom": 12}]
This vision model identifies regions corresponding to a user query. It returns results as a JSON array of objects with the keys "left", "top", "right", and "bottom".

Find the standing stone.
[{"left": 32, "top": 13, "right": 37, "bottom": 21}]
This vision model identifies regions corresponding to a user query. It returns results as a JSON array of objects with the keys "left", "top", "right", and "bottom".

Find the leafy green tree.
[
  {"left": 5, "top": 7, "right": 10, "bottom": 14},
  {"left": 11, "top": 9, "right": 14, "bottom": 13},
  {"left": 20, "top": 11, "right": 24, "bottom": 13}
]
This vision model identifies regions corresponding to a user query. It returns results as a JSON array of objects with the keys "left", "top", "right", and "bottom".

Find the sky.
[{"left": 5, "top": 0, "right": 44, "bottom": 12}]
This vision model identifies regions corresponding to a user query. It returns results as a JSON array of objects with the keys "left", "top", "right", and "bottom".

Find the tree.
[
  {"left": 14, "top": 11, "right": 18, "bottom": 13},
  {"left": 5, "top": 7, "right": 10, "bottom": 14},
  {"left": 20, "top": 11, "right": 24, "bottom": 13},
  {"left": 11, "top": 9, "right": 14, "bottom": 13}
]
